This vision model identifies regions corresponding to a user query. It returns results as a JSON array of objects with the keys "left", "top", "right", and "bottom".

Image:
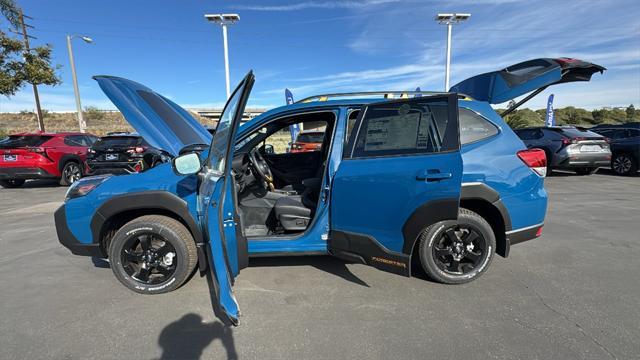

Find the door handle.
[{"left": 416, "top": 169, "right": 452, "bottom": 182}]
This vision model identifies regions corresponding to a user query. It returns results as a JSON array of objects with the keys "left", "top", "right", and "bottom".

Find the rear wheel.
[
  {"left": 575, "top": 167, "right": 598, "bottom": 175},
  {"left": 59, "top": 161, "right": 82, "bottom": 186},
  {"left": 108, "top": 215, "right": 197, "bottom": 294},
  {"left": 611, "top": 153, "right": 637, "bottom": 176},
  {"left": 418, "top": 208, "right": 495, "bottom": 284},
  {"left": 0, "top": 179, "right": 26, "bottom": 188}
]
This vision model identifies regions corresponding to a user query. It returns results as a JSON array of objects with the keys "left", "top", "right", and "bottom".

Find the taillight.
[
  {"left": 126, "top": 146, "right": 146, "bottom": 154},
  {"left": 29, "top": 147, "right": 45, "bottom": 153},
  {"left": 517, "top": 148, "right": 547, "bottom": 177}
]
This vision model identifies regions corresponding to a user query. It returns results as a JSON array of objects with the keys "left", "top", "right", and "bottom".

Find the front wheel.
[
  {"left": 0, "top": 179, "right": 26, "bottom": 188},
  {"left": 418, "top": 208, "right": 496, "bottom": 284},
  {"left": 108, "top": 215, "right": 197, "bottom": 294}
]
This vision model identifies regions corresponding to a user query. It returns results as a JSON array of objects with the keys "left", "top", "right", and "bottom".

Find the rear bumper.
[
  {"left": 506, "top": 223, "right": 543, "bottom": 247},
  {"left": 54, "top": 205, "right": 104, "bottom": 257},
  {"left": 0, "top": 166, "right": 57, "bottom": 180},
  {"left": 556, "top": 152, "right": 611, "bottom": 168}
]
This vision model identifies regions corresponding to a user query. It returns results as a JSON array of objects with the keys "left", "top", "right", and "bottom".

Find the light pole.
[
  {"left": 66, "top": 35, "right": 93, "bottom": 133},
  {"left": 435, "top": 13, "right": 470, "bottom": 91},
  {"left": 205, "top": 13, "right": 240, "bottom": 99}
]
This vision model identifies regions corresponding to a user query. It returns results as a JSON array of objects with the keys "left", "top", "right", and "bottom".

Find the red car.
[
  {"left": 0, "top": 132, "right": 98, "bottom": 188},
  {"left": 288, "top": 130, "right": 325, "bottom": 153}
]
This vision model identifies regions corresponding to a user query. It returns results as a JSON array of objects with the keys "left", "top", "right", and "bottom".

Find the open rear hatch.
[{"left": 450, "top": 58, "right": 605, "bottom": 114}]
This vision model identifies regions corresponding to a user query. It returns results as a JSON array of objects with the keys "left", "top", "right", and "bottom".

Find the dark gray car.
[{"left": 514, "top": 126, "right": 611, "bottom": 175}]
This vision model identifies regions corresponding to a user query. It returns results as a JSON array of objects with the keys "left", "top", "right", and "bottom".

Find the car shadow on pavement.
[
  {"left": 156, "top": 313, "right": 237, "bottom": 360},
  {"left": 249, "top": 256, "right": 370, "bottom": 287},
  {"left": 91, "top": 257, "right": 110, "bottom": 268},
  {"left": 20, "top": 179, "right": 62, "bottom": 188}
]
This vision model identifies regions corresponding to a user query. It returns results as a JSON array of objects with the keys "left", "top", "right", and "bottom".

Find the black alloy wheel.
[
  {"left": 612, "top": 154, "right": 636, "bottom": 176},
  {"left": 108, "top": 215, "right": 197, "bottom": 294},
  {"left": 432, "top": 225, "right": 486, "bottom": 275},
  {"left": 419, "top": 208, "right": 495, "bottom": 284},
  {"left": 121, "top": 233, "right": 178, "bottom": 284}
]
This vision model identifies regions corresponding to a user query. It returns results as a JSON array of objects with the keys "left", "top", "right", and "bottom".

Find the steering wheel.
[{"left": 248, "top": 148, "right": 275, "bottom": 191}]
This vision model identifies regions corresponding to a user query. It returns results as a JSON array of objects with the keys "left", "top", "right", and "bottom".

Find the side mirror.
[
  {"left": 173, "top": 152, "right": 202, "bottom": 175},
  {"left": 263, "top": 144, "right": 275, "bottom": 155}
]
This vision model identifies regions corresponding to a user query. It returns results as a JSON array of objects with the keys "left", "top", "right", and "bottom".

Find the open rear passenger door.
[
  {"left": 330, "top": 94, "right": 463, "bottom": 276},
  {"left": 199, "top": 72, "right": 254, "bottom": 325}
]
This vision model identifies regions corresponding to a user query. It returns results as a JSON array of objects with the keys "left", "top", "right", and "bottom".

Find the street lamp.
[
  {"left": 66, "top": 35, "right": 93, "bottom": 133},
  {"left": 435, "top": 13, "right": 470, "bottom": 91},
  {"left": 205, "top": 13, "right": 240, "bottom": 98}
]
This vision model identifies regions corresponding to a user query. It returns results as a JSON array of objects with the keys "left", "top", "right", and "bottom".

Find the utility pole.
[
  {"left": 435, "top": 13, "right": 471, "bottom": 91},
  {"left": 17, "top": 9, "right": 45, "bottom": 131},
  {"left": 205, "top": 14, "right": 240, "bottom": 99}
]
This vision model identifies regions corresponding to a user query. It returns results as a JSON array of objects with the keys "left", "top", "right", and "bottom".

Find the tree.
[
  {"left": 0, "top": 0, "right": 20, "bottom": 28},
  {"left": 626, "top": 104, "right": 636, "bottom": 120},
  {"left": 1, "top": 1, "right": 61, "bottom": 131}
]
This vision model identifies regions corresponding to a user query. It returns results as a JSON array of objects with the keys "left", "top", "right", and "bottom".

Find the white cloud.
[{"left": 234, "top": 0, "right": 401, "bottom": 11}]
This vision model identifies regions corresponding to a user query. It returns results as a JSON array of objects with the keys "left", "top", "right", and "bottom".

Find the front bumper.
[
  {"left": 0, "top": 167, "right": 57, "bottom": 180},
  {"left": 54, "top": 205, "right": 104, "bottom": 257}
]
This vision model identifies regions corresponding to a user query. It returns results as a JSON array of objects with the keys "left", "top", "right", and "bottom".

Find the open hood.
[
  {"left": 449, "top": 58, "right": 606, "bottom": 105},
  {"left": 94, "top": 76, "right": 212, "bottom": 156}
]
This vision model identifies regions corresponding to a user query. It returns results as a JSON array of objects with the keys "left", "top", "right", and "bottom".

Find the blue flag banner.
[
  {"left": 285, "top": 89, "right": 300, "bottom": 142},
  {"left": 545, "top": 94, "right": 555, "bottom": 127},
  {"left": 415, "top": 87, "right": 422, "bottom": 97}
]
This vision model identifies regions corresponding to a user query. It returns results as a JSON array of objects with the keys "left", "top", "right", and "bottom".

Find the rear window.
[
  {"left": 94, "top": 136, "right": 145, "bottom": 148},
  {"left": 296, "top": 132, "right": 324, "bottom": 143},
  {"left": 0, "top": 135, "right": 53, "bottom": 148},
  {"left": 459, "top": 109, "right": 498, "bottom": 144}
]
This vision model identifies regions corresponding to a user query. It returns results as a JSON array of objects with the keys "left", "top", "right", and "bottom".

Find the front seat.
[{"left": 274, "top": 179, "right": 321, "bottom": 231}]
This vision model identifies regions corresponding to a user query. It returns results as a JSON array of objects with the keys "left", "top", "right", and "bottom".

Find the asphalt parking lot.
[{"left": 1, "top": 170, "right": 639, "bottom": 360}]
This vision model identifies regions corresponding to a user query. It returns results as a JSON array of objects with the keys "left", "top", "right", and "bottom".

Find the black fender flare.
[
  {"left": 460, "top": 182, "right": 512, "bottom": 231},
  {"left": 401, "top": 198, "right": 460, "bottom": 255},
  {"left": 90, "top": 191, "right": 208, "bottom": 269},
  {"left": 400, "top": 183, "right": 512, "bottom": 257}
]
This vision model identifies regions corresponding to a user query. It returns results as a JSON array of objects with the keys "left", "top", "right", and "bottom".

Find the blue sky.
[{"left": 1, "top": 0, "right": 639, "bottom": 113}]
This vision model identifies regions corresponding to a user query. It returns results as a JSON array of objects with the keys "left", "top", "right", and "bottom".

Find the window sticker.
[{"left": 364, "top": 112, "right": 421, "bottom": 151}]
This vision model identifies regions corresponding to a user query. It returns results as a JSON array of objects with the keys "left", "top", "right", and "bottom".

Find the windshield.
[
  {"left": 207, "top": 74, "right": 252, "bottom": 174},
  {"left": 0, "top": 135, "right": 53, "bottom": 148}
]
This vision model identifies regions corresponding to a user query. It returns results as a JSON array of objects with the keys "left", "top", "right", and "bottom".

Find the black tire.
[
  {"left": 418, "top": 208, "right": 496, "bottom": 284},
  {"left": 574, "top": 167, "right": 598, "bottom": 175},
  {"left": 611, "top": 153, "right": 637, "bottom": 176},
  {"left": 0, "top": 179, "right": 26, "bottom": 188},
  {"left": 108, "top": 215, "right": 197, "bottom": 294},
  {"left": 59, "top": 161, "right": 82, "bottom": 186}
]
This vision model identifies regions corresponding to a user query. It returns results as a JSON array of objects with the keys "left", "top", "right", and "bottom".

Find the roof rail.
[{"left": 295, "top": 91, "right": 470, "bottom": 104}]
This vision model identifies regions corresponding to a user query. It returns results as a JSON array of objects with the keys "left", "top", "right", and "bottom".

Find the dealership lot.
[{"left": 1, "top": 171, "right": 639, "bottom": 360}]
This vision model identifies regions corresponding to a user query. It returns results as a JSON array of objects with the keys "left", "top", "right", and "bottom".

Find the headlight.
[{"left": 65, "top": 175, "right": 111, "bottom": 200}]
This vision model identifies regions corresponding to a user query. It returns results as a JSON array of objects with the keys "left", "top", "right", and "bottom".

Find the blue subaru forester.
[{"left": 55, "top": 58, "right": 604, "bottom": 325}]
